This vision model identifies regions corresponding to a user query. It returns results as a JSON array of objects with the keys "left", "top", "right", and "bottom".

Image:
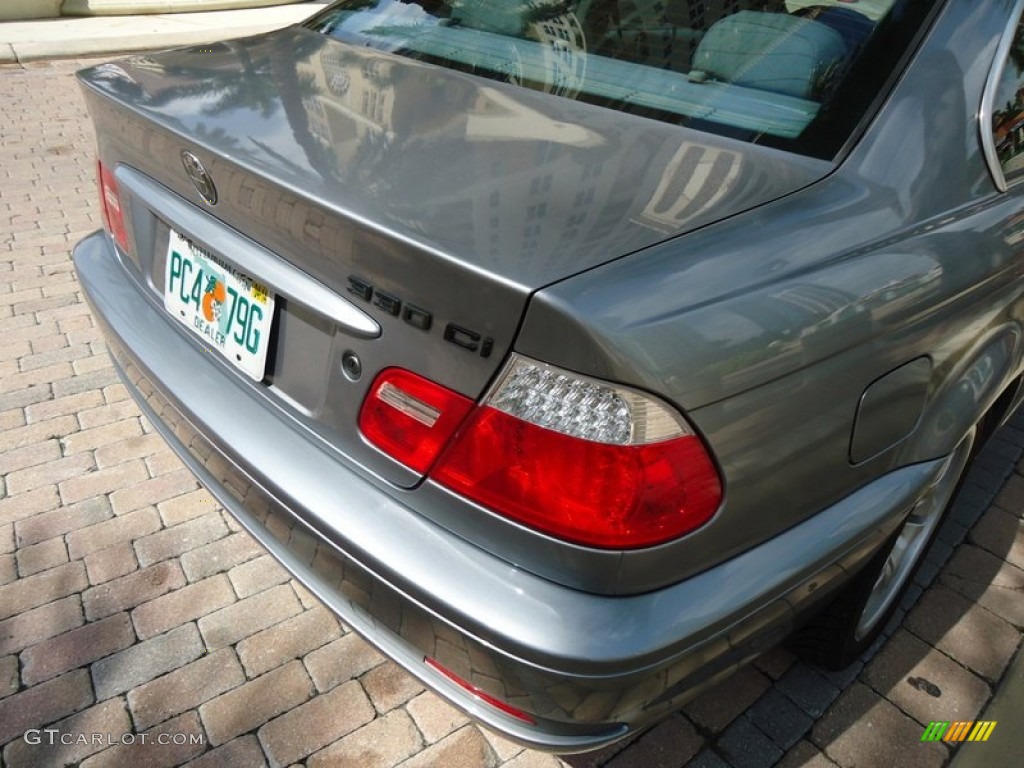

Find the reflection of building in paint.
[
  {"left": 299, "top": 48, "right": 401, "bottom": 160},
  {"left": 289, "top": 36, "right": 777, "bottom": 275},
  {"left": 634, "top": 143, "right": 743, "bottom": 233}
]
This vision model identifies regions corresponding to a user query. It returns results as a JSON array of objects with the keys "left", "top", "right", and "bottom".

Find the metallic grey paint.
[
  {"left": 75, "top": 227, "right": 945, "bottom": 747},
  {"left": 72, "top": 0, "right": 1024, "bottom": 750}
]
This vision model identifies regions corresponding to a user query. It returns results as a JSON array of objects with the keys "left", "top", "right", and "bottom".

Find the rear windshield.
[{"left": 307, "top": 0, "right": 938, "bottom": 158}]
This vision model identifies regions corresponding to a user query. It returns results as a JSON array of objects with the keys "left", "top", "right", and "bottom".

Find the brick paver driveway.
[{"left": 1, "top": 57, "right": 1022, "bottom": 768}]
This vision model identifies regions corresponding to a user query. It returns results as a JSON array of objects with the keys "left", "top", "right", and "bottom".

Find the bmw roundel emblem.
[{"left": 181, "top": 150, "right": 217, "bottom": 206}]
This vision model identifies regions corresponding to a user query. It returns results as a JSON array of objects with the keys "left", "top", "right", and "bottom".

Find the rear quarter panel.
[{"left": 516, "top": 0, "right": 1024, "bottom": 592}]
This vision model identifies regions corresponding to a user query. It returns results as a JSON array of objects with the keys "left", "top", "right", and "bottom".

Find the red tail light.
[
  {"left": 97, "top": 160, "right": 129, "bottom": 252},
  {"left": 359, "top": 368, "right": 474, "bottom": 473},
  {"left": 359, "top": 356, "right": 722, "bottom": 549}
]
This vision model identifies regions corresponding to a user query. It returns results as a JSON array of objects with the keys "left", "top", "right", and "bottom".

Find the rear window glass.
[{"left": 307, "top": 0, "right": 938, "bottom": 158}]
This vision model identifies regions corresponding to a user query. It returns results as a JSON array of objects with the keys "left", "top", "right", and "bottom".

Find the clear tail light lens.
[
  {"left": 431, "top": 355, "right": 722, "bottom": 549},
  {"left": 97, "top": 160, "right": 129, "bottom": 252}
]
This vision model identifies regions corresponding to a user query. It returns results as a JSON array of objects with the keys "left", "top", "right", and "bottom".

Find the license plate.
[{"left": 164, "top": 229, "right": 275, "bottom": 381}]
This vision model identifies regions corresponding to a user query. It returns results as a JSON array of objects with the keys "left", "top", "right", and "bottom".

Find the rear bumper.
[{"left": 74, "top": 229, "right": 945, "bottom": 752}]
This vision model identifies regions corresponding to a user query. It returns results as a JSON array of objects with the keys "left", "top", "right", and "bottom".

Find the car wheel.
[{"left": 789, "top": 427, "right": 977, "bottom": 670}]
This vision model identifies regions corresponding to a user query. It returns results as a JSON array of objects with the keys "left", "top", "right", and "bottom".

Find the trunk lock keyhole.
[{"left": 342, "top": 352, "right": 362, "bottom": 381}]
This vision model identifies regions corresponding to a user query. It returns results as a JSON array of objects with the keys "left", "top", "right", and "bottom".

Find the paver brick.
[
  {"left": 863, "top": 629, "right": 990, "bottom": 727},
  {"left": 128, "top": 647, "right": 245, "bottom": 730},
  {"left": 16, "top": 535, "right": 68, "bottom": 577},
  {"left": 605, "top": 714, "right": 702, "bottom": 768},
  {"left": 905, "top": 585, "right": 1020, "bottom": 682},
  {"left": 716, "top": 715, "right": 784, "bottom": 768},
  {"left": 304, "top": 631, "right": 385, "bottom": 693},
  {"left": 184, "top": 737, "right": 266, "bottom": 768},
  {"left": 361, "top": 660, "right": 425, "bottom": 714},
  {"left": 0, "top": 340, "right": 32, "bottom": 365},
  {"left": 290, "top": 579, "right": 319, "bottom": 609},
  {"left": 111, "top": 469, "right": 200, "bottom": 515},
  {"left": 0, "top": 654, "right": 17, "bottom": 700},
  {"left": 185, "top": 735, "right": 267, "bottom": 768},
  {"left": 258, "top": 679, "right": 375, "bottom": 767},
  {"left": 502, "top": 753, "right": 567, "bottom": 768},
  {"left": 198, "top": 583, "right": 303, "bottom": 650},
  {"left": 153, "top": 489, "right": 219, "bottom": 528},
  {"left": 73, "top": 354, "right": 111, "bottom": 376},
  {"left": 179, "top": 530, "right": 263, "bottom": 583},
  {"left": 59, "top": 458, "right": 149, "bottom": 506},
  {"left": 200, "top": 660, "right": 314, "bottom": 746},
  {"left": 132, "top": 574, "right": 236, "bottom": 639},
  {"left": 83, "top": 560, "right": 186, "bottom": 621},
  {"left": 994, "top": 471, "right": 1024, "bottom": 513},
  {"left": 0, "top": 416, "right": 77, "bottom": 454},
  {"left": 91, "top": 622, "right": 205, "bottom": 700},
  {"left": 746, "top": 687, "right": 814, "bottom": 752},
  {"left": 0, "top": 525, "right": 12, "bottom": 554},
  {"left": 228, "top": 554, "right": 289, "bottom": 599},
  {"left": 0, "top": 560, "right": 86, "bottom": 621},
  {"left": 775, "top": 664, "right": 842, "bottom": 719},
  {"left": 60, "top": 418, "right": 142, "bottom": 456},
  {"left": 684, "top": 665, "right": 773, "bottom": 731},
  {"left": 66, "top": 506, "right": 161, "bottom": 560},
  {"left": 0, "top": 595, "right": 83, "bottom": 656},
  {"left": 399, "top": 725, "right": 496, "bottom": 768},
  {"left": 0, "top": 554, "right": 14, "bottom": 586},
  {"left": 15, "top": 495, "right": 110, "bottom": 546},
  {"left": 0, "top": 485, "right": 61, "bottom": 528},
  {"left": 0, "top": 384, "right": 53, "bottom": 415},
  {"left": 0, "top": 408, "right": 26, "bottom": 432},
  {"left": 406, "top": 691, "right": 470, "bottom": 745},
  {"left": 944, "top": 543, "right": 1024, "bottom": 589},
  {"left": 79, "top": 710, "right": 207, "bottom": 768},
  {"left": 103, "top": 382, "right": 129, "bottom": 404},
  {"left": 0, "top": 667, "right": 93, "bottom": 745},
  {"left": 24, "top": 389, "right": 103, "bottom": 423},
  {"left": 145, "top": 448, "right": 187, "bottom": 477},
  {"left": 134, "top": 512, "right": 228, "bottom": 567},
  {"left": 307, "top": 708, "right": 423, "bottom": 768},
  {"left": 20, "top": 612, "right": 135, "bottom": 686},
  {"left": 237, "top": 605, "right": 340, "bottom": 679},
  {"left": 811, "top": 683, "right": 946, "bottom": 768},
  {"left": 0, "top": 438, "right": 60, "bottom": 475},
  {"left": 84, "top": 541, "right": 138, "bottom": 585},
  {"left": 51, "top": 366, "right": 119, "bottom": 398},
  {"left": 968, "top": 505, "right": 1024, "bottom": 570},
  {"left": 77, "top": 399, "right": 141, "bottom": 430},
  {"left": 19, "top": 343, "right": 91, "bottom": 372},
  {"left": 775, "top": 740, "right": 838, "bottom": 768},
  {"left": 0, "top": 362, "right": 71, "bottom": 395},
  {"left": 0, "top": 698, "right": 131, "bottom": 768},
  {"left": 6, "top": 451, "right": 94, "bottom": 496}
]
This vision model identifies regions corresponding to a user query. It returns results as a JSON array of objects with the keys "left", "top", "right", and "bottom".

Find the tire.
[{"left": 788, "top": 428, "right": 977, "bottom": 670}]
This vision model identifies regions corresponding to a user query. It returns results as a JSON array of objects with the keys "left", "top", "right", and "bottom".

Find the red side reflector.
[
  {"left": 359, "top": 368, "right": 474, "bottom": 473},
  {"left": 97, "top": 160, "right": 129, "bottom": 252},
  {"left": 425, "top": 657, "right": 536, "bottom": 725}
]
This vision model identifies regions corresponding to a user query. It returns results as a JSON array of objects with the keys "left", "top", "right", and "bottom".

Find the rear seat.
[
  {"left": 690, "top": 10, "right": 848, "bottom": 98},
  {"left": 582, "top": 1, "right": 870, "bottom": 95},
  {"left": 587, "top": 1, "right": 787, "bottom": 71}
]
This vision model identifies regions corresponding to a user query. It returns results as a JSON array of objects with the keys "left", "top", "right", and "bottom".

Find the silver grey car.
[{"left": 72, "top": 0, "right": 1024, "bottom": 752}]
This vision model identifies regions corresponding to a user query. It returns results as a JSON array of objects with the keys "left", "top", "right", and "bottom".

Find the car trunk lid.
[{"left": 76, "top": 26, "right": 829, "bottom": 487}]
